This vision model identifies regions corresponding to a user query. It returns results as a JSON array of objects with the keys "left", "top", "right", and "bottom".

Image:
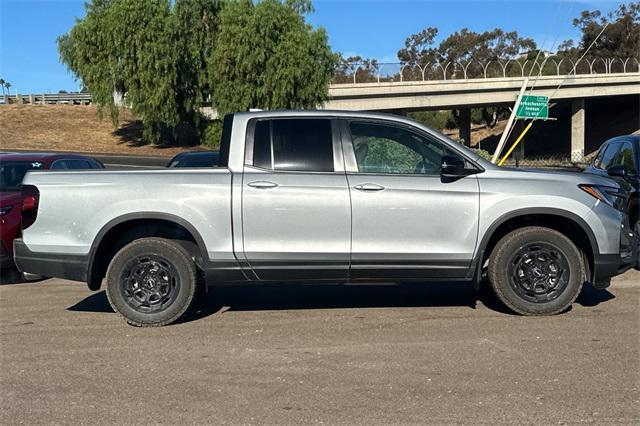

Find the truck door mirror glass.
[{"left": 441, "top": 155, "right": 466, "bottom": 177}]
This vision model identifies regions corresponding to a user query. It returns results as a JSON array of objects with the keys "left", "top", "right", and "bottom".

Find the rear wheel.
[
  {"left": 106, "top": 238, "right": 198, "bottom": 326},
  {"left": 488, "top": 226, "right": 585, "bottom": 315}
]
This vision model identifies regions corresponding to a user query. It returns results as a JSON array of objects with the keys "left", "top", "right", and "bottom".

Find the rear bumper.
[{"left": 13, "top": 239, "right": 88, "bottom": 282}]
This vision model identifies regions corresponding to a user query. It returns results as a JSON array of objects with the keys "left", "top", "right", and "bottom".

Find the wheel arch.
[
  {"left": 86, "top": 213, "right": 209, "bottom": 291},
  {"left": 472, "top": 208, "right": 599, "bottom": 284}
]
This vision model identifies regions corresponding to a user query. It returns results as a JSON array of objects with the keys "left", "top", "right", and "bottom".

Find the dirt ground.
[
  {"left": 1, "top": 271, "right": 638, "bottom": 424},
  {"left": 0, "top": 105, "right": 203, "bottom": 157}
]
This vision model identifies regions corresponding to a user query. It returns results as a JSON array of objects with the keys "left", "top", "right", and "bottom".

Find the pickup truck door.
[
  {"left": 241, "top": 118, "right": 351, "bottom": 280},
  {"left": 340, "top": 119, "right": 480, "bottom": 280}
]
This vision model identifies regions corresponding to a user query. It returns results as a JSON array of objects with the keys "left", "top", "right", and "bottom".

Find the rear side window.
[
  {"left": 252, "top": 119, "right": 334, "bottom": 172},
  {"left": 51, "top": 159, "right": 93, "bottom": 170}
]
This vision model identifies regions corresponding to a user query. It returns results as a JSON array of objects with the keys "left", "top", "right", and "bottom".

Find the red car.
[{"left": 0, "top": 153, "right": 104, "bottom": 270}]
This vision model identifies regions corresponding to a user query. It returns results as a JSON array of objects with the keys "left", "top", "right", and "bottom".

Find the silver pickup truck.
[{"left": 14, "top": 111, "right": 638, "bottom": 326}]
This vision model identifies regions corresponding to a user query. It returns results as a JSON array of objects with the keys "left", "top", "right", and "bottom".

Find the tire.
[
  {"left": 106, "top": 238, "right": 198, "bottom": 327},
  {"left": 488, "top": 226, "right": 585, "bottom": 316}
]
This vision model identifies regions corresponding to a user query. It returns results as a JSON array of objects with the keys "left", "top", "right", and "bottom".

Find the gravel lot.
[{"left": 1, "top": 271, "right": 639, "bottom": 425}]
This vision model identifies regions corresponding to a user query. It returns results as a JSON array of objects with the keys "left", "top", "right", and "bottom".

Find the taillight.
[{"left": 21, "top": 185, "right": 39, "bottom": 230}]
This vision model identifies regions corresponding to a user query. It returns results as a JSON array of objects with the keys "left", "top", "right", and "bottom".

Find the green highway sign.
[{"left": 516, "top": 95, "right": 549, "bottom": 119}]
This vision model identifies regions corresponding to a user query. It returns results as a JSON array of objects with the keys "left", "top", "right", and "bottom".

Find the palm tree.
[
  {"left": 0, "top": 79, "right": 5, "bottom": 96},
  {"left": 5, "top": 82, "right": 11, "bottom": 95}
]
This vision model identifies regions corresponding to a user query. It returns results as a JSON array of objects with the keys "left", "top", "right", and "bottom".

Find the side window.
[
  {"left": 597, "top": 143, "right": 620, "bottom": 170},
  {"left": 613, "top": 142, "right": 636, "bottom": 173},
  {"left": 67, "top": 160, "right": 92, "bottom": 169},
  {"left": 349, "top": 121, "right": 461, "bottom": 175},
  {"left": 50, "top": 160, "right": 67, "bottom": 170},
  {"left": 51, "top": 159, "right": 94, "bottom": 170},
  {"left": 252, "top": 119, "right": 334, "bottom": 172}
]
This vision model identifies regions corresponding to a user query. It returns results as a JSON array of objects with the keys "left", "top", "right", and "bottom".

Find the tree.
[
  {"left": 172, "top": 0, "right": 223, "bottom": 135},
  {"left": 397, "top": 27, "right": 439, "bottom": 66},
  {"left": 561, "top": 2, "right": 640, "bottom": 59},
  {"left": 209, "top": 0, "right": 338, "bottom": 115},
  {"left": 437, "top": 28, "right": 536, "bottom": 69},
  {"left": 0, "top": 79, "right": 5, "bottom": 95},
  {"left": 58, "top": 0, "right": 223, "bottom": 144},
  {"left": 335, "top": 55, "right": 379, "bottom": 83}
]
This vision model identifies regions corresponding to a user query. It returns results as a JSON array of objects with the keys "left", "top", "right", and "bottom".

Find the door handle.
[
  {"left": 353, "top": 183, "right": 385, "bottom": 191},
  {"left": 247, "top": 181, "right": 278, "bottom": 189}
]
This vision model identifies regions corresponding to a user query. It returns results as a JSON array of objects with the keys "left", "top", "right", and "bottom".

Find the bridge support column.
[
  {"left": 459, "top": 108, "right": 471, "bottom": 147},
  {"left": 571, "top": 99, "right": 585, "bottom": 162}
]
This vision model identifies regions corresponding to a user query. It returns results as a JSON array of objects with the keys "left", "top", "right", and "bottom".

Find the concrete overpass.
[{"left": 325, "top": 73, "right": 640, "bottom": 161}]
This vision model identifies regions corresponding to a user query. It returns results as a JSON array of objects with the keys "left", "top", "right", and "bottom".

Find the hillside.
[
  {"left": 1, "top": 104, "right": 510, "bottom": 157},
  {"left": 0, "top": 105, "right": 204, "bottom": 157}
]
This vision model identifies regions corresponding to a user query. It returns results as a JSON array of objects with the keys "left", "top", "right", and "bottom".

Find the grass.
[{"left": 0, "top": 105, "right": 204, "bottom": 157}]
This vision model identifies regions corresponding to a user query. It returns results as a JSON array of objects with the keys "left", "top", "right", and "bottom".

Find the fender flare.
[
  {"left": 86, "top": 212, "right": 209, "bottom": 290},
  {"left": 469, "top": 207, "right": 599, "bottom": 282}
]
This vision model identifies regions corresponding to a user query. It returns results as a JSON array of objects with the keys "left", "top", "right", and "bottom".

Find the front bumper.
[
  {"left": 13, "top": 239, "right": 88, "bottom": 282},
  {"left": 592, "top": 217, "right": 639, "bottom": 288}
]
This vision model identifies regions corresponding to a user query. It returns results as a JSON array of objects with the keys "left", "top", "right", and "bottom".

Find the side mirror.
[
  {"left": 441, "top": 155, "right": 466, "bottom": 178},
  {"left": 607, "top": 165, "right": 627, "bottom": 178}
]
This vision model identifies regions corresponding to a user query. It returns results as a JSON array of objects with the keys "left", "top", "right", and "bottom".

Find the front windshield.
[{"left": 0, "top": 161, "right": 45, "bottom": 192}]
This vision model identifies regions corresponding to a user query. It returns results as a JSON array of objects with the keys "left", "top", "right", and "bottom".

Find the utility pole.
[{"left": 491, "top": 77, "right": 529, "bottom": 164}]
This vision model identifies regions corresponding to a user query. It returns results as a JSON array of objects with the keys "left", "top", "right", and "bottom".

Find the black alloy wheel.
[
  {"left": 120, "top": 254, "right": 180, "bottom": 313},
  {"left": 508, "top": 243, "right": 569, "bottom": 304}
]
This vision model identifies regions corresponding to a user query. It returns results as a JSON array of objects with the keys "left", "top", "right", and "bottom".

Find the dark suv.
[{"left": 584, "top": 135, "right": 639, "bottom": 232}]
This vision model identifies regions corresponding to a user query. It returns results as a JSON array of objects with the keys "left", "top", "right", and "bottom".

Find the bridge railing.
[
  {"left": 333, "top": 56, "right": 640, "bottom": 84},
  {"left": 0, "top": 92, "right": 92, "bottom": 105}
]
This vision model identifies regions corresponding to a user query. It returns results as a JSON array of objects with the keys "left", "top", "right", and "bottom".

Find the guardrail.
[
  {"left": 1, "top": 93, "right": 92, "bottom": 105},
  {"left": 334, "top": 56, "right": 640, "bottom": 84}
]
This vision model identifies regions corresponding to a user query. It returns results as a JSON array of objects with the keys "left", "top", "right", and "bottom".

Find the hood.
[
  {"left": 0, "top": 191, "right": 21, "bottom": 207},
  {"left": 494, "top": 166, "right": 621, "bottom": 188}
]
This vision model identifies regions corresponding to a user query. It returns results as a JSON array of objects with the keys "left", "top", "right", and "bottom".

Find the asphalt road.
[{"left": 1, "top": 272, "right": 639, "bottom": 425}]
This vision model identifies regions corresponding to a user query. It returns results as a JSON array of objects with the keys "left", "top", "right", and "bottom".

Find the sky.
[{"left": 0, "top": 0, "right": 626, "bottom": 93}]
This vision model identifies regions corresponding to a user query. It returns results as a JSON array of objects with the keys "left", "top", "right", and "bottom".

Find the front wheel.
[
  {"left": 488, "top": 226, "right": 585, "bottom": 315},
  {"left": 106, "top": 238, "right": 198, "bottom": 326}
]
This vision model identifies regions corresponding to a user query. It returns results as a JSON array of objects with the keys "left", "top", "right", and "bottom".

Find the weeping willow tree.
[
  {"left": 209, "top": 0, "right": 339, "bottom": 115},
  {"left": 58, "top": 0, "right": 336, "bottom": 145},
  {"left": 58, "top": 0, "right": 222, "bottom": 144}
]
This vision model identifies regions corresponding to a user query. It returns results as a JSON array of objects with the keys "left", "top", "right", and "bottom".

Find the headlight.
[
  {"left": 579, "top": 184, "right": 626, "bottom": 211},
  {"left": 0, "top": 205, "right": 13, "bottom": 216}
]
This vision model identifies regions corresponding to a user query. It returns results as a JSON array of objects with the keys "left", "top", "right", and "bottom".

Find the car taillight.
[{"left": 21, "top": 185, "right": 39, "bottom": 230}]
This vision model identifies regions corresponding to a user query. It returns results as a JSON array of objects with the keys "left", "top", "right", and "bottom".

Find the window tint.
[
  {"left": 51, "top": 159, "right": 93, "bottom": 170},
  {"left": 595, "top": 143, "right": 620, "bottom": 170},
  {"left": 252, "top": 119, "right": 334, "bottom": 172},
  {"left": 349, "top": 121, "right": 462, "bottom": 175},
  {"left": 612, "top": 142, "right": 636, "bottom": 173},
  {"left": 169, "top": 154, "right": 219, "bottom": 168}
]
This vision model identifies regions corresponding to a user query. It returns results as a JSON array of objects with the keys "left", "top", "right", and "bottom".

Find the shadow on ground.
[
  {"left": 113, "top": 120, "right": 200, "bottom": 148},
  {"left": 67, "top": 281, "right": 616, "bottom": 324}
]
